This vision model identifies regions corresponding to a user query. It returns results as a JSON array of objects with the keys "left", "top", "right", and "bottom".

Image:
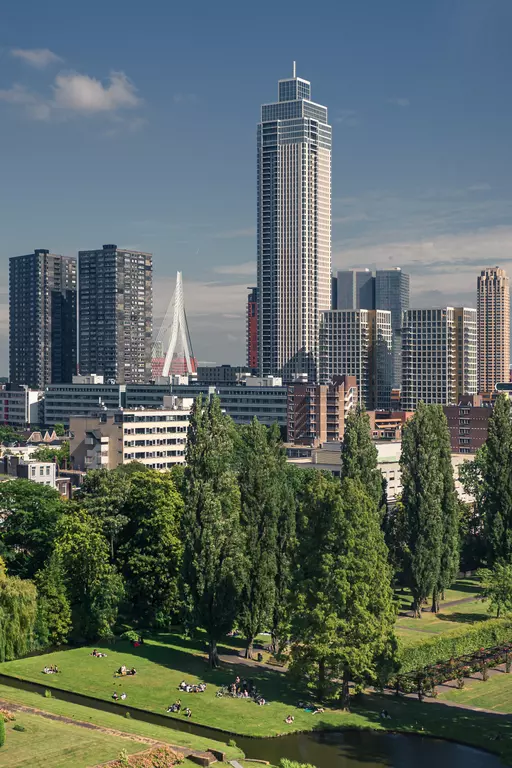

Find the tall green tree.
[
  {"left": 431, "top": 406, "right": 460, "bottom": 612},
  {"left": 0, "top": 480, "right": 64, "bottom": 578},
  {"left": 78, "top": 469, "right": 131, "bottom": 560},
  {"left": 55, "top": 509, "right": 123, "bottom": 641},
  {"left": 271, "top": 464, "right": 298, "bottom": 654},
  {"left": 459, "top": 447, "right": 487, "bottom": 570},
  {"left": 237, "top": 420, "right": 281, "bottom": 658},
  {"left": 34, "top": 551, "right": 72, "bottom": 647},
  {"left": 0, "top": 557, "right": 38, "bottom": 662},
  {"left": 290, "top": 473, "right": 396, "bottom": 707},
  {"left": 183, "top": 396, "right": 246, "bottom": 667},
  {"left": 31, "top": 441, "right": 70, "bottom": 468},
  {"left": 478, "top": 563, "right": 512, "bottom": 618},
  {"left": 482, "top": 394, "right": 512, "bottom": 564},
  {"left": 401, "top": 403, "right": 444, "bottom": 617},
  {"left": 117, "top": 470, "right": 183, "bottom": 626},
  {"left": 340, "top": 406, "right": 386, "bottom": 515}
]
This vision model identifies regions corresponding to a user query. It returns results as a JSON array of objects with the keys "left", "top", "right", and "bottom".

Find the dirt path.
[{"left": 399, "top": 593, "right": 482, "bottom": 619}]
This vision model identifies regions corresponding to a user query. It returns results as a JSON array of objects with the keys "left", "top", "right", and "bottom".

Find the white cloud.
[
  {"left": 53, "top": 71, "right": 141, "bottom": 113},
  {"left": 334, "top": 109, "right": 360, "bottom": 127},
  {"left": 213, "top": 261, "right": 256, "bottom": 276},
  {"left": 11, "top": 48, "right": 62, "bottom": 68},
  {"left": 0, "top": 84, "right": 51, "bottom": 120},
  {"left": 388, "top": 97, "right": 410, "bottom": 107},
  {"left": 468, "top": 183, "right": 491, "bottom": 192}
]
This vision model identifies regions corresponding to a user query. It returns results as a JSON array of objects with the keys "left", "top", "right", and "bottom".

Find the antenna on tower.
[
  {"left": 151, "top": 271, "right": 196, "bottom": 377},
  {"left": 293, "top": 60, "right": 296, "bottom": 78}
]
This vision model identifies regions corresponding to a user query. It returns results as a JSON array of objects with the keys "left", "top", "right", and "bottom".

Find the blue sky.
[{"left": 1, "top": 0, "right": 512, "bottom": 373}]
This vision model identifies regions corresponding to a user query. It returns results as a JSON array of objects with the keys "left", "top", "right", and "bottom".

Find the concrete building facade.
[
  {"left": 79, "top": 244, "right": 152, "bottom": 384},
  {"left": 477, "top": 267, "right": 510, "bottom": 395},
  {"left": 1, "top": 383, "right": 43, "bottom": 428},
  {"left": 9, "top": 249, "right": 77, "bottom": 388}
]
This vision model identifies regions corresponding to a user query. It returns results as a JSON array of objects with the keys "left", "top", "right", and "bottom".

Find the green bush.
[
  {"left": 120, "top": 630, "right": 140, "bottom": 643},
  {"left": 12, "top": 724, "right": 25, "bottom": 732},
  {"left": 0, "top": 717, "right": 5, "bottom": 747},
  {"left": 44, "top": 689, "right": 52, "bottom": 699},
  {"left": 228, "top": 739, "right": 237, "bottom": 747},
  {"left": 398, "top": 618, "right": 512, "bottom": 674}
]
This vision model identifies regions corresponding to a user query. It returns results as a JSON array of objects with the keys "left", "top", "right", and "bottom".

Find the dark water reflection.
[
  {"left": 0, "top": 675, "right": 502, "bottom": 767},
  {"left": 236, "top": 728, "right": 504, "bottom": 767}
]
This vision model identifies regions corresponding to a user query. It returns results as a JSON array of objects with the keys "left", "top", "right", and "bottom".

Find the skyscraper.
[
  {"left": 401, "top": 307, "right": 477, "bottom": 411},
  {"left": 319, "top": 309, "right": 392, "bottom": 409},
  {"left": 332, "top": 269, "right": 375, "bottom": 310},
  {"left": 9, "top": 249, "right": 77, "bottom": 388},
  {"left": 375, "top": 268, "right": 410, "bottom": 390},
  {"left": 246, "top": 287, "right": 258, "bottom": 372},
  {"left": 79, "top": 244, "right": 152, "bottom": 384},
  {"left": 257, "top": 64, "right": 331, "bottom": 382},
  {"left": 477, "top": 267, "right": 510, "bottom": 394}
]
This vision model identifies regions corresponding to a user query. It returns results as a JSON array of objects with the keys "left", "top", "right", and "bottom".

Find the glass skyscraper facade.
[
  {"left": 257, "top": 67, "right": 332, "bottom": 382},
  {"left": 375, "top": 268, "right": 410, "bottom": 389}
]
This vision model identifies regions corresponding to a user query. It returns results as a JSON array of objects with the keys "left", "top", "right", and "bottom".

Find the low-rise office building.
[
  {"left": 0, "top": 456, "right": 57, "bottom": 488},
  {"left": 1, "top": 383, "right": 43, "bottom": 428},
  {"left": 69, "top": 396, "right": 193, "bottom": 472}
]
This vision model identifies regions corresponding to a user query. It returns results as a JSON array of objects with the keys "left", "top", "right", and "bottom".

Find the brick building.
[
  {"left": 287, "top": 375, "right": 358, "bottom": 446},
  {"left": 443, "top": 394, "right": 492, "bottom": 454}
]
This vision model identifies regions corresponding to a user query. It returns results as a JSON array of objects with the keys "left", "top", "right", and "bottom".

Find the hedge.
[{"left": 397, "top": 618, "right": 512, "bottom": 675}]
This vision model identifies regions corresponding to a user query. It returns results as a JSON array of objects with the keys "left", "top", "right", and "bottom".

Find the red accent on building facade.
[{"left": 247, "top": 287, "right": 258, "bottom": 372}]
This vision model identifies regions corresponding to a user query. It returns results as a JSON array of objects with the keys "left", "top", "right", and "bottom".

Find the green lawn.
[
  {"left": 3, "top": 644, "right": 512, "bottom": 764},
  {"left": 0, "top": 683, "right": 243, "bottom": 761},
  {"left": 0, "top": 710, "right": 144, "bottom": 768},
  {"left": 440, "top": 669, "right": 512, "bottom": 712}
]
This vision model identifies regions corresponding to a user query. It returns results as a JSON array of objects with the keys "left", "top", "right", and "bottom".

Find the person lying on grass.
[
  {"left": 167, "top": 700, "right": 182, "bottom": 713},
  {"left": 178, "top": 681, "right": 206, "bottom": 693}
]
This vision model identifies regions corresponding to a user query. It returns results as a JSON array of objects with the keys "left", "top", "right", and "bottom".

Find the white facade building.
[
  {"left": 257, "top": 65, "right": 331, "bottom": 382},
  {"left": 1, "top": 384, "right": 43, "bottom": 428},
  {"left": 402, "top": 307, "right": 477, "bottom": 411},
  {"left": 69, "top": 397, "right": 193, "bottom": 472}
]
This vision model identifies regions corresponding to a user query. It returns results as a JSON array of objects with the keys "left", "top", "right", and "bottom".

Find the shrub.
[
  {"left": 12, "top": 724, "right": 25, "bottom": 732},
  {"left": 120, "top": 630, "right": 140, "bottom": 643},
  {"left": 110, "top": 746, "right": 184, "bottom": 767},
  {"left": 0, "top": 709, "right": 15, "bottom": 722},
  {"left": 397, "top": 618, "right": 512, "bottom": 674},
  {"left": 44, "top": 689, "right": 52, "bottom": 699},
  {"left": 280, "top": 761, "right": 317, "bottom": 768},
  {"left": 228, "top": 739, "right": 237, "bottom": 748},
  {"left": 0, "top": 717, "right": 4, "bottom": 747}
]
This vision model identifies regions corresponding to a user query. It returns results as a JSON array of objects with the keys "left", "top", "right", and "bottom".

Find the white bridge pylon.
[{"left": 153, "top": 271, "right": 195, "bottom": 376}]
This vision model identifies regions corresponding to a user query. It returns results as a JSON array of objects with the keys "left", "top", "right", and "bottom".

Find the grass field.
[
  {"left": 0, "top": 710, "right": 145, "bottom": 768},
  {"left": 0, "top": 683, "right": 243, "bottom": 761},
  {"left": 395, "top": 578, "right": 491, "bottom": 646},
  {"left": 439, "top": 668, "right": 512, "bottom": 712}
]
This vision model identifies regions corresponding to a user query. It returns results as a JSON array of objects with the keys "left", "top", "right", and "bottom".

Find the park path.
[{"left": 399, "top": 593, "right": 481, "bottom": 619}]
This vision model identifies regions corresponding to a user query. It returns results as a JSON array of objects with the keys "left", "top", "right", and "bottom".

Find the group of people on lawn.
[
  {"left": 166, "top": 699, "right": 192, "bottom": 717},
  {"left": 178, "top": 680, "right": 206, "bottom": 693},
  {"left": 42, "top": 665, "right": 59, "bottom": 674}
]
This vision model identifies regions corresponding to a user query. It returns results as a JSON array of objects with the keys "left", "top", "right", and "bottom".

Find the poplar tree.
[
  {"left": 35, "top": 551, "right": 72, "bottom": 646},
  {"left": 340, "top": 406, "right": 386, "bottom": 515},
  {"left": 290, "top": 473, "right": 396, "bottom": 706},
  {"left": 431, "top": 406, "right": 460, "bottom": 612},
  {"left": 401, "top": 403, "right": 443, "bottom": 617},
  {"left": 482, "top": 394, "right": 512, "bottom": 564},
  {"left": 237, "top": 420, "right": 280, "bottom": 658},
  {"left": 183, "top": 396, "right": 246, "bottom": 667}
]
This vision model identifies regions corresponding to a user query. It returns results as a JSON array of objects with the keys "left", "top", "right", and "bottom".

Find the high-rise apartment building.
[
  {"left": 257, "top": 65, "right": 331, "bottom": 382},
  {"left": 402, "top": 307, "right": 477, "bottom": 411},
  {"left": 9, "top": 249, "right": 77, "bottom": 388},
  {"left": 246, "top": 287, "right": 258, "bottom": 372},
  {"left": 332, "top": 269, "right": 375, "bottom": 310},
  {"left": 287, "top": 374, "right": 358, "bottom": 445},
  {"left": 319, "top": 309, "right": 392, "bottom": 410},
  {"left": 375, "top": 268, "right": 410, "bottom": 389},
  {"left": 477, "top": 267, "right": 510, "bottom": 394},
  {"left": 79, "top": 244, "right": 152, "bottom": 384}
]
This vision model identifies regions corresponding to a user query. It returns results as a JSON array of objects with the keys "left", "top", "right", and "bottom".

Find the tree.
[
  {"left": 34, "top": 550, "right": 72, "bottom": 646},
  {"left": 55, "top": 509, "right": 123, "bottom": 641},
  {"left": 271, "top": 464, "right": 298, "bottom": 654},
  {"left": 0, "top": 557, "right": 38, "bottom": 662},
  {"left": 382, "top": 497, "right": 409, "bottom": 584},
  {"left": 0, "top": 714, "right": 4, "bottom": 747},
  {"left": 481, "top": 394, "right": 512, "bottom": 564},
  {"left": 183, "top": 395, "right": 246, "bottom": 667},
  {"left": 340, "top": 406, "right": 386, "bottom": 516},
  {"left": 117, "top": 471, "right": 183, "bottom": 626},
  {"left": 478, "top": 563, "right": 512, "bottom": 618},
  {"left": 290, "top": 474, "right": 396, "bottom": 707},
  {"left": 431, "top": 406, "right": 459, "bottom": 612},
  {"left": 237, "top": 420, "right": 281, "bottom": 658},
  {"left": 78, "top": 469, "right": 131, "bottom": 560},
  {"left": 31, "top": 441, "right": 70, "bottom": 468},
  {"left": 0, "top": 425, "right": 22, "bottom": 445},
  {"left": 53, "top": 423, "right": 65, "bottom": 437},
  {"left": 459, "top": 449, "right": 487, "bottom": 571},
  {"left": 0, "top": 480, "right": 65, "bottom": 578},
  {"left": 400, "top": 403, "right": 444, "bottom": 617}
]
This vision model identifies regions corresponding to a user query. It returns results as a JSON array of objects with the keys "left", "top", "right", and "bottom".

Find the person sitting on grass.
[
  {"left": 120, "top": 693, "right": 127, "bottom": 700},
  {"left": 183, "top": 707, "right": 192, "bottom": 718},
  {"left": 285, "top": 715, "right": 294, "bottom": 724},
  {"left": 130, "top": 667, "right": 137, "bottom": 676},
  {"left": 257, "top": 697, "right": 266, "bottom": 706},
  {"left": 112, "top": 692, "right": 119, "bottom": 701},
  {"left": 179, "top": 680, "right": 187, "bottom": 691},
  {"left": 379, "top": 709, "right": 391, "bottom": 720},
  {"left": 312, "top": 707, "right": 324, "bottom": 715}
]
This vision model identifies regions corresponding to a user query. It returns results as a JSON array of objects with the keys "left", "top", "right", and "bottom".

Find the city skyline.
[{"left": 1, "top": 1, "right": 512, "bottom": 372}]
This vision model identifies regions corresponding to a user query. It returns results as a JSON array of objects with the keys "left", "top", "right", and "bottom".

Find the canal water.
[{"left": 0, "top": 674, "right": 502, "bottom": 767}]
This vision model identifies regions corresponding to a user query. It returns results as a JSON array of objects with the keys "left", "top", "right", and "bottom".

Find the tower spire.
[
  {"left": 293, "top": 60, "right": 296, "bottom": 78},
  {"left": 152, "top": 271, "right": 196, "bottom": 377}
]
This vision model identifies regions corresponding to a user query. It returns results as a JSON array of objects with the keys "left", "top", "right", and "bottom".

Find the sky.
[{"left": 1, "top": 0, "right": 512, "bottom": 374}]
